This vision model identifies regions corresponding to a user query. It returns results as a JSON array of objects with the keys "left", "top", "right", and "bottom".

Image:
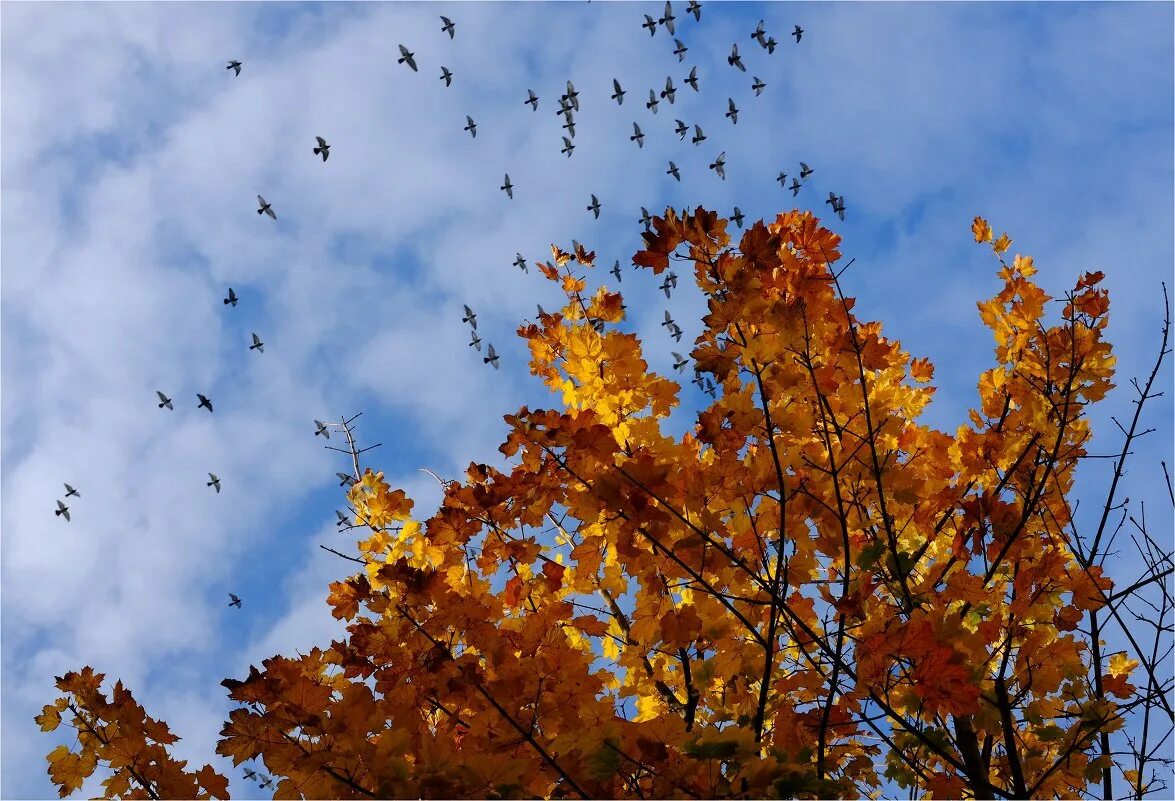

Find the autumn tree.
[{"left": 40, "top": 208, "right": 1173, "bottom": 799}]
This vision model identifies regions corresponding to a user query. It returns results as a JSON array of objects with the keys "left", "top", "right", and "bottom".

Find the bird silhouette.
[
  {"left": 662, "top": 310, "right": 675, "bottom": 328},
  {"left": 660, "top": 1, "right": 675, "bottom": 34},
  {"left": 228, "top": 593, "right": 242, "bottom": 608},
  {"left": 440, "top": 15, "right": 455, "bottom": 38},
  {"left": 336, "top": 510, "right": 350, "bottom": 527},
  {"left": 563, "top": 117, "right": 576, "bottom": 138},
  {"left": 728, "top": 43, "right": 746, "bottom": 71},
  {"left": 313, "top": 136, "right": 330, "bottom": 161},
  {"left": 501, "top": 174, "right": 513, "bottom": 199},
  {"left": 646, "top": 89, "right": 659, "bottom": 114},
  {"left": 337, "top": 472, "right": 356, "bottom": 487},
  {"left": 660, "top": 275, "right": 674, "bottom": 298},
  {"left": 691, "top": 124, "right": 706, "bottom": 145},
  {"left": 207, "top": 473, "right": 221, "bottom": 493},
  {"left": 790, "top": 178, "right": 802, "bottom": 196},
  {"left": 709, "top": 151, "right": 726, "bottom": 179},
  {"left": 55, "top": 500, "right": 70, "bottom": 521},
  {"left": 685, "top": 65, "right": 699, "bottom": 91},
  {"left": 525, "top": 89, "right": 539, "bottom": 110},
  {"left": 464, "top": 115, "right": 477, "bottom": 138},
  {"left": 752, "top": 76, "right": 765, "bottom": 96},
  {"left": 259, "top": 777, "right": 273, "bottom": 790},
  {"left": 156, "top": 391, "right": 173, "bottom": 410},
  {"left": 731, "top": 207, "right": 745, "bottom": 228},
  {"left": 223, "top": 287, "right": 238, "bottom": 306},
  {"left": 564, "top": 80, "right": 579, "bottom": 111},
  {"left": 776, "top": 171, "right": 788, "bottom": 187},
  {"left": 243, "top": 769, "right": 257, "bottom": 781},
  {"left": 226, "top": 60, "right": 242, "bottom": 76},
  {"left": 197, "top": 393, "right": 213, "bottom": 412},
  {"left": 726, "top": 97, "right": 739, "bottom": 124},
  {"left": 669, "top": 323, "right": 683, "bottom": 342},
  {"left": 673, "top": 38, "right": 688, "bottom": 61},
  {"left": 256, "top": 195, "right": 276, "bottom": 219},
  {"left": 610, "top": 261, "right": 622, "bottom": 282},
  {"left": 484, "top": 344, "right": 500, "bottom": 369},
  {"left": 469, "top": 329, "right": 482, "bottom": 351},
  {"left": 832, "top": 195, "right": 845, "bottom": 221},
  {"left": 687, "top": 0, "right": 701, "bottom": 21},
  {"left": 587, "top": 194, "right": 601, "bottom": 219},
  {"left": 672, "top": 352, "right": 688, "bottom": 372},
  {"left": 793, "top": 24, "right": 803, "bottom": 42},
  {"left": 667, "top": 161, "right": 680, "bottom": 181},
  {"left": 752, "top": 20, "right": 766, "bottom": 46},
  {"left": 799, "top": 161, "right": 813, "bottom": 179},
  {"left": 764, "top": 36, "right": 777, "bottom": 54},
  {"left": 514, "top": 253, "right": 528, "bottom": 272},
  {"left": 562, "top": 136, "right": 575, "bottom": 157},
  {"left": 674, "top": 119, "right": 688, "bottom": 139},
  {"left": 440, "top": 66, "right": 453, "bottom": 86},
  {"left": 462, "top": 304, "right": 477, "bottom": 328},
  {"left": 642, "top": 14, "right": 657, "bottom": 35},
  {"left": 640, "top": 207, "right": 653, "bottom": 228},
  {"left": 661, "top": 76, "right": 676, "bottom": 103},
  {"left": 611, "top": 78, "right": 625, "bottom": 105},
  {"left": 64, "top": 483, "right": 80, "bottom": 498},
  {"left": 397, "top": 44, "right": 418, "bottom": 71},
  {"left": 631, "top": 122, "right": 645, "bottom": 148},
  {"left": 315, "top": 420, "right": 330, "bottom": 438},
  {"left": 249, "top": 332, "right": 264, "bottom": 353}
]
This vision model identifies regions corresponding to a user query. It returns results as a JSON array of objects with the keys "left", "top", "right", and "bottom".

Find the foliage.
[{"left": 42, "top": 208, "right": 1170, "bottom": 799}]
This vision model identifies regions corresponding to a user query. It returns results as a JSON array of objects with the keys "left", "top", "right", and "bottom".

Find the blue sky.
[{"left": 2, "top": 1, "right": 1171, "bottom": 797}]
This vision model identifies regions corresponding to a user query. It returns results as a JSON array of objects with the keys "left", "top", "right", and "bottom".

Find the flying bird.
[
  {"left": 661, "top": 76, "right": 676, "bottom": 103},
  {"left": 674, "top": 119, "right": 688, "bottom": 139},
  {"left": 709, "top": 151, "right": 726, "bottom": 180},
  {"left": 777, "top": 171, "right": 788, "bottom": 187},
  {"left": 483, "top": 343, "right": 500, "bottom": 369},
  {"left": 336, "top": 510, "right": 350, "bottom": 527},
  {"left": 793, "top": 24, "right": 804, "bottom": 42},
  {"left": 564, "top": 80, "right": 579, "bottom": 110},
  {"left": 501, "top": 174, "right": 513, "bottom": 199},
  {"left": 561, "top": 136, "right": 575, "bottom": 157},
  {"left": 611, "top": 78, "right": 625, "bottom": 105},
  {"left": 752, "top": 20, "right": 766, "bottom": 45},
  {"left": 731, "top": 207, "right": 745, "bottom": 228},
  {"left": 337, "top": 472, "right": 356, "bottom": 487},
  {"left": 64, "top": 483, "right": 79, "bottom": 498},
  {"left": 832, "top": 195, "right": 846, "bottom": 221},
  {"left": 660, "top": 275, "right": 675, "bottom": 298},
  {"left": 687, "top": 0, "right": 701, "bottom": 21},
  {"left": 313, "top": 135, "right": 330, "bottom": 161},
  {"left": 514, "top": 253, "right": 527, "bottom": 272},
  {"left": 726, "top": 97, "right": 739, "bottom": 124},
  {"left": 243, "top": 769, "right": 257, "bottom": 781},
  {"left": 249, "top": 332, "right": 264, "bottom": 353},
  {"left": 397, "top": 44, "right": 418, "bottom": 71},
  {"left": 462, "top": 304, "right": 477, "bottom": 328},
  {"left": 156, "top": 391, "right": 173, "bottom": 410},
  {"left": 223, "top": 287, "right": 238, "bottom": 306},
  {"left": 799, "top": 161, "right": 813, "bottom": 179},
  {"left": 752, "top": 76, "right": 766, "bottom": 96},
  {"left": 55, "top": 500, "right": 70, "bottom": 521},
  {"left": 764, "top": 36, "right": 777, "bottom": 54},
  {"left": 440, "top": 66, "right": 453, "bottom": 86},
  {"left": 640, "top": 207, "right": 653, "bottom": 228},
  {"left": 630, "top": 122, "right": 645, "bottom": 148},
  {"left": 587, "top": 194, "right": 601, "bottom": 219},
  {"left": 562, "top": 117, "right": 576, "bottom": 137},
  {"left": 207, "top": 473, "right": 221, "bottom": 493},
  {"left": 691, "top": 124, "right": 706, "bottom": 145},
  {"left": 197, "top": 393, "right": 213, "bottom": 412},
  {"left": 669, "top": 323, "right": 683, "bottom": 342},
  {"left": 314, "top": 420, "right": 330, "bottom": 438},
  {"left": 667, "top": 161, "right": 680, "bottom": 181},
  {"left": 228, "top": 593, "right": 242, "bottom": 608},
  {"left": 684, "top": 65, "right": 699, "bottom": 91},
  {"left": 464, "top": 115, "right": 477, "bottom": 138},
  {"left": 673, "top": 38, "right": 688, "bottom": 61},
  {"left": 440, "top": 15, "right": 455, "bottom": 38},
  {"left": 525, "top": 89, "right": 539, "bottom": 110},
  {"left": 672, "top": 352, "right": 688, "bottom": 372},
  {"left": 226, "top": 60, "right": 242, "bottom": 76},
  {"left": 259, "top": 777, "right": 273, "bottom": 790},
  {"left": 660, "top": 1, "right": 675, "bottom": 33},
  {"left": 642, "top": 14, "right": 657, "bottom": 35},
  {"left": 728, "top": 43, "right": 746, "bottom": 71},
  {"left": 662, "top": 310, "right": 675, "bottom": 329},
  {"left": 470, "top": 329, "right": 482, "bottom": 351},
  {"left": 666, "top": 270, "right": 678, "bottom": 290},
  {"left": 790, "top": 177, "right": 802, "bottom": 196},
  {"left": 646, "top": 89, "right": 659, "bottom": 114},
  {"left": 256, "top": 195, "right": 276, "bottom": 219},
  {"left": 610, "top": 261, "right": 622, "bottom": 282}
]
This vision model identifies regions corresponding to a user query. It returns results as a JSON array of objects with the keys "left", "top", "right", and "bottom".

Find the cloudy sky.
[{"left": 2, "top": 1, "right": 1171, "bottom": 797}]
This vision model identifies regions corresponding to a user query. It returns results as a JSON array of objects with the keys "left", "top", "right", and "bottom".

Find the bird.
[
  {"left": 156, "top": 391, "right": 173, "bottom": 410},
  {"left": 313, "top": 136, "right": 330, "bottom": 161},
  {"left": 611, "top": 78, "right": 625, "bottom": 105},
  {"left": 790, "top": 178, "right": 802, "bottom": 196},
  {"left": 825, "top": 191, "right": 838, "bottom": 207},
  {"left": 660, "top": 275, "right": 674, "bottom": 298},
  {"left": 752, "top": 20, "right": 766, "bottom": 46},
  {"left": 226, "top": 60, "right": 242, "bottom": 76},
  {"left": 564, "top": 80, "right": 580, "bottom": 111},
  {"left": 397, "top": 44, "right": 418, "bottom": 71},
  {"left": 55, "top": 500, "right": 70, "bottom": 521},
  {"left": 776, "top": 171, "right": 788, "bottom": 187},
  {"left": 684, "top": 65, "right": 699, "bottom": 91},
  {"left": 832, "top": 196, "right": 846, "bottom": 221},
  {"left": 440, "top": 15, "right": 455, "bottom": 38},
  {"left": 726, "top": 97, "right": 739, "bottom": 124},
  {"left": 514, "top": 253, "right": 527, "bottom": 272},
  {"left": 799, "top": 161, "right": 813, "bottom": 179},
  {"left": 243, "top": 769, "right": 257, "bottom": 781},
  {"left": 672, "top": 352, "right": 688, "bottom": 372},
  {"left": 484, "top": 344, "right": 500, "bottom": 369},
  {"left": 728, "top": 43, "right": 746, "bottom": 71},
  {"left": 667, "top": 161, "right": 680, "bottom": 181},
  {"left": 501, "top": 174, "right": 513, "bottom": 199},
  {"left": 793, "top": 24, "right": 803, "bottom": 42},
  {"left": 630, "top": 122, "right": 645, "bottom": 148},
  {"left": 673, "top": 38, "right": 688, "bottom": 61},
  {"left": 525, "top": 89, "right": 539, "bottom": 110},
  {"left": 709, "top": 151, "right": 726, "bottom": 180},
  {"left": 642, "top": 14, "right": 657, "bottom": 35},
  {"left": 469, "top": 329, "right": 482, "bottom": 351},
  {"left": 64, "top": 483, "right": 79, "bottom": 498},
  {"left": 336, "top": 510, "right": 350, "bottom": 527},
  {"left": 645, "top": 89, "right": 660, "bottom": 114},
  {"left": 687, "top": 0, "right": 701, "bottom": 21},
  {"left": 752, "top": 76, "right": 766, "bottom": 96},
  {"left": 228, "top": 593, "right": 242, "bottom": 608},
  {"left": 464, "top": 115, "right": 477, "bottom": 138},
  {"left": 640, "top": 207, "right": 653, "bottom": 228},
  {"left": 669, "top": 323, "right": 683, "bottom": 342},
  {"left": 561, "top": 136, "right": 575, "bottom": 157},
  {"left": 732, "top": 207, "right": 745, "bottom": 228},
  {"left": 610, "top": 261, "right": 622, "bottom": 282},
  {"left": 337, "top": 472, "right": 356, "bottom": 487},
  {"left": 661, "top": 310, "right": 675, "bottom": 329},
  {"left": 704, "top": 377, "right": 716, "bottom": 398},
  {"left": 314, "top": 420, "right": 330, "bottom": 438},
  {"left": 674, "top": 119, "right": 688, "bottom": 139},
  {"left": 563, "top": 117, "right": 576, "bottom": 138},
  {"left": 223, "top": 287, "right": 238, "bottom": 306},
  {"left": 207, "top": 473, "right": 221, "bottom": 493},
  {"left": 764, "top": 36, "right": 777, "bottom": 54},
  {"left": 249, "top": 332, "right": 264, "bottom": 353},
  {"left": 197, "top": 393, "right": 213, "bottom": 412},
  {"left": 587, "top": 194, "right": 601, "bottom": 219},
  {"left": 259, "top": 777, "right": 273, "bottom": 790},
  {"left": 256, "top": 195, "right": 276, "bottom": 219},
  {"left": 440, "top": 66, "right": 453, "bottom": 86},
  {"left": 462, "top": 304, "right": 477, "bottom": 328},
  {"left": 660, "top": 1, "right": 676, "bottom": 34},
  {"left": 661, "top": 76, "right": 676, "bottom": 104},
  {"left": 666, "top": 271, "right": 678, "bottom": 290},
  {"left": 691, "top": 124, "right": 706, "bottom": 145}
]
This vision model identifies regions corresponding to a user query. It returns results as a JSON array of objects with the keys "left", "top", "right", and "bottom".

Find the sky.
[{"left": 1, "top": 1, "right": 1172, "bottom": 798}]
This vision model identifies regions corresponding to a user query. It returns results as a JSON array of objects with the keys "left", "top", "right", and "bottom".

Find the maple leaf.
[{"left": 972, "top": 216, "right": 992, "bottom": 243}]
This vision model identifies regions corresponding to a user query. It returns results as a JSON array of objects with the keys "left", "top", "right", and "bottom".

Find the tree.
[{"left": 40, "top": 208, "right": 1172, "bottom": 799}]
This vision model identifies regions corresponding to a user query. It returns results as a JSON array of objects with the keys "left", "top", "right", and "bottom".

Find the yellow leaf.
[
  {"left": 35, "top": 704, "right": 62, "bottom": 732},
  {"left": 1108, "top": 652, "right": 1139, "bottom": 678},
  {"left": 992, "top": 233, "right": 1012, "bottom": 254},
  {"left": 972, "top": 216, "right": 992, "bottom": 243}
]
